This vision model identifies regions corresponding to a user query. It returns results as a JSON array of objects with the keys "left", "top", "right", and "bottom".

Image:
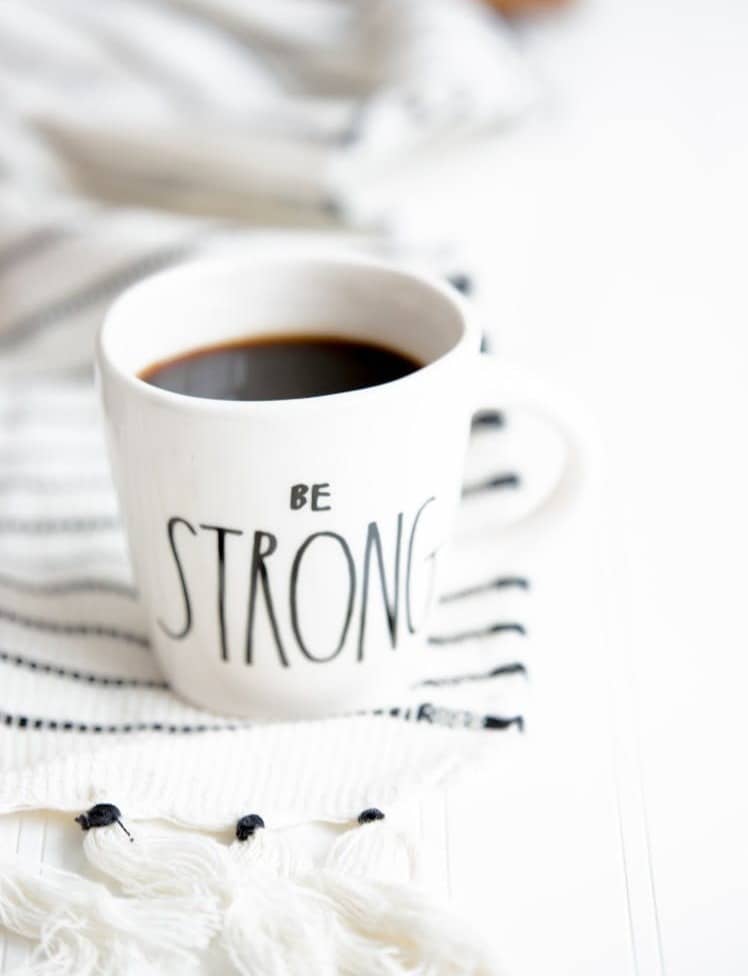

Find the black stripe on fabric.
[
  {"left": 0, "top": 243, "right": 194, "bottom": 349},
  {"left": 0, "top": 571, "right": 136, "bottom": 598},
  {"left": 373, "top": 702, "right": 524, "bottom": 732},
  {"left": 0, "top": 227, "right": 72, "bottom": 274},
  {"left": 471, "top": 409, "right": 505, "bottom": 430},
  {"left": 483, "top": 714, "right": 524, "bottom": 731},
  {"left": 462, "top": 473, "right": 521, "bottom": 496},
  {"left": 0, "top": 648, "right": 167, "bottom": 688},
  {"left": 0, "top": 516, "right": 119, "bottom": 533},
  {"left": 0, "top": 606, "right": 149, "bottom": 648},
  {"left": 0, "top": 711, "right": 239, "bottom": 734},
  {"left": 427, "top": 622, "right": 526, "bottom": 645},
  {"left": 416, "top": 662, "right": 527, "bottom": 687},
  {"left": 0, "top": 705, "right": 522, "bottom": 734},
  {"left": 439, "top": 576, "right": 530, "bottom": 603}
]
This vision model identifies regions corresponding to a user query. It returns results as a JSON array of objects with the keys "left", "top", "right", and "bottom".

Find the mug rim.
[{"left": 96, "top": 252, "right": 477, "bottom": 414}]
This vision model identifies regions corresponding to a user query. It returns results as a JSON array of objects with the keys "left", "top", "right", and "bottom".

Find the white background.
[{"left": 429, "top": 0, "right": 748, "bottom": 972}]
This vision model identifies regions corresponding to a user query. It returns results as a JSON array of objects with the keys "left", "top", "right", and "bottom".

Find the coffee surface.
[{"left": 139, "top": 334, "right": 421, "bottom": 401}]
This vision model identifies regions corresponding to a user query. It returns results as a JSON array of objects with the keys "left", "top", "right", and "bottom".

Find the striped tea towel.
[
  {"left": 0, "top": 208, "right": 554, "bottom": 822},
  {"left": 0, "top": 330, "right": 537, "bottom": 817},
  {"left": 0, "top": 222, "right": 564, "bottom": 976}
]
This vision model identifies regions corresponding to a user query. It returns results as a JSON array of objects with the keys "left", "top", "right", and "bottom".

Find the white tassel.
[
  {"left": 228, "top": 816, "right": 417, "bottom": 976},
  {"left": 28, "top": 802, "right": 503, "bottom": 976},
  {"left": 78, "top": 804, "right": 353, "bottom": 976},
  {"left": 230, "top": 814, "right": 304, "bottom": 878},
  {"left": 309, "top": 808, "right": 504, "bottom": 976},
  {"left": 224, "top": 812, "right": 362, "bottom": 976},
  {"left": 0, "top": 857, "right": 210, "bottom": 976},
  {"left": 79, "top": 803, "right": 232, "bottom": 925},
  {"left": 315, "top": 874, "right": 503, "bottom": 976},
  {"left": 327, "top": 807, "right": 414, "bottom": 884},
  {"left": 79, "top": 803, "right": 344, "bottom": 975}
]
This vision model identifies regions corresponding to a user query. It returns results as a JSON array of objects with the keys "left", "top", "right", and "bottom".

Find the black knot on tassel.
[
  {"left": 75, "top": 803, "right": 122, "bottom": 830},
  {"left": 236, "top": 813, "right": 265, "bottom": 842},
  {"left": 75, "top": 803, "right": 133, "bottom": 841},
  {"left": 358, "top": 807, "right": 385, "bottom": 825}
]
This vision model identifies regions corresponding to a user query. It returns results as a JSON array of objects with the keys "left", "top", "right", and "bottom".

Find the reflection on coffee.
[{"left": 139, "top": 334, "right": 421, "bottom": 401}]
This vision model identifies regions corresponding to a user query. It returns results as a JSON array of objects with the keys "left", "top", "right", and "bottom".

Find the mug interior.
[{"left": 100, "top": 256, "right": 468, "bottom": 386}]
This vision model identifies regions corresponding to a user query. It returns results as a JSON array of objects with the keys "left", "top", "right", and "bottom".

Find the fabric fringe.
[
  {"left": 81, "top": 819, "right": 231, "bottom": 912},
  {"left": 314, "top": 872, "right": 502, "bottom": 976},
  {"left": 224, "top": 853, "right": 342, "bottom": 976},
  {"left": 0, "top": 805, "right": 503, "bottom": 976},
  {"left": 325, "top": 808, "right": 414, "bottom": 884},
  {"left": 0, "top": 858, "right": 213, "bottom": 975},
  {"left": 226, "top": 818, "right": 410, "bottom": 976},
  {"left": 304, "top": 810, "right": 503, "bottom": 976}
]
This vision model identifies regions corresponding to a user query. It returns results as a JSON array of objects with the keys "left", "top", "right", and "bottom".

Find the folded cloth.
[{"left": 0, "top": 0, "right": 536, "bottom": 227}]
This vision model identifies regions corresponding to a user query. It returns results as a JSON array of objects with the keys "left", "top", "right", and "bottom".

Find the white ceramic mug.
[{"left": 97, "top": 254, "right": 564, "bottom": 720}]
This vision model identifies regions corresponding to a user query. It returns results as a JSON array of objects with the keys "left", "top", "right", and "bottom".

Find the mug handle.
[{"left": 468, "top": 355, "right": 584, "bottom": 526}]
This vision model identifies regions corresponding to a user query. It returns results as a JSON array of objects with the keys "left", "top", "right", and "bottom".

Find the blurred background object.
[
  {"left": 1, "top": 0, "right": 568, "bottom": 373},
  {"left": 0, "top": 0, "right": 546, "bottom": 230},
  {"left": 483, "top": 0, "right": 572, "bottom": 15}
]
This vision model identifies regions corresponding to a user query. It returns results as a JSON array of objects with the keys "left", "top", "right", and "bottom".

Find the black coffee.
[{"left": 139, "top": 334, "right": 420, "bottom": 401}]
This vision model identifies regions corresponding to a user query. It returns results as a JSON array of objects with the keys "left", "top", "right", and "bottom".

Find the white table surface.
[
  {"left": 481, "top": 1, "right": 748, "bottom": 971},
  {"left": 386, "top": 0, "right": 748, "bottom": 969},
  {"left": 3, "top": 0, "right": 748, "bottom": 972}
]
